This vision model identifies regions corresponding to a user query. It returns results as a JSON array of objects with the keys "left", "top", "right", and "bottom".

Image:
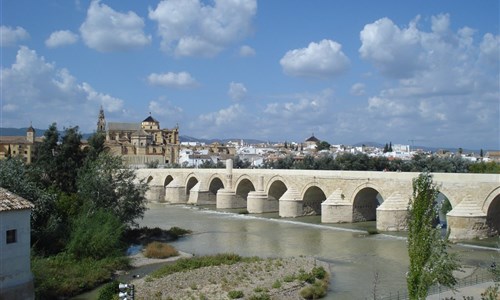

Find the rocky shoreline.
[{"left": 131, "top": 255, "right": 331, "bottom": 300}]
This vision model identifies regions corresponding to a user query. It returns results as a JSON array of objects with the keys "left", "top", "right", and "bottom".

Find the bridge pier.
[
  {"left": 165, "top": 179, "right": 187, "bottom": 203},
  {"left": 187, "top": 182, "right": 214, "bottom": 205},
  {"left": 376, "top": 193, "right": 408, "bottom": 231},
  {"left": 279, "top": 188, "right": 302, "bottom": 217},
  {"left": 216, "top": 189, "right": 244, "bottom": 208},
  {"left": 447, "top": 195, "right": 489, "bottom": 240},
  {"left": 145, "top": 185, "right": 166, "bottom": 203},
  {"left": 321, "top": 189, "right": 353, "bottom": 223},
  {"left": 248, "top": 176, "right": 278, "bottom": 213}
]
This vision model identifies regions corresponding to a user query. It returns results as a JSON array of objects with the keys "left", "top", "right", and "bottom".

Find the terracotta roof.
[{"left": 0, "top": 188, "right": 34, "bottom": 212}]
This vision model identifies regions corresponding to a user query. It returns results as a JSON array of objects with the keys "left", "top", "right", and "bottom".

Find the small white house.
[{"left": 0, "top": 188, "right": 34, "bottom": 300}]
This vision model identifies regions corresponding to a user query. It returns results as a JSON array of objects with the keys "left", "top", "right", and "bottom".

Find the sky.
[{"left": 1, "top": 0, "right": 499, "bottom": 150}]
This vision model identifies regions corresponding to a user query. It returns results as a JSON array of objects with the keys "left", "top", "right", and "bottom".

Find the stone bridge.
[{"left": 136, "top": 160, "right": 500, "bottom": 240}]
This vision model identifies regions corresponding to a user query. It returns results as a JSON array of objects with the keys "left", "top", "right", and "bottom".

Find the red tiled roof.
[{"left": 0, "top": 188, "right": 34, "bottom": 211}]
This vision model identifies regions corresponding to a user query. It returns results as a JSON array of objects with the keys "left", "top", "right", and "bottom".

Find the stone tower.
[
  {"left": 97, "top": 106, "right": 106, "bottom": 132},
  {"left": 26, "top": 123, "right": 35, "bottom": 144}
]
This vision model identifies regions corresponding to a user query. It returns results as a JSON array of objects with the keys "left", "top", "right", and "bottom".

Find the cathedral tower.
[{"left": 97, "top": 106, "right": 106, "bottom": 132}]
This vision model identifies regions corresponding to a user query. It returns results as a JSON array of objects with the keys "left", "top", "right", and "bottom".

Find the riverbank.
[{"left": 131, "top": 255, "right": 330, "bottom": 300}]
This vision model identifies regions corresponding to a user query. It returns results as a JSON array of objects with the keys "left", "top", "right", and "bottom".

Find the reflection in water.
[{"left": 138, "top": 203, "right": 498, "bottom": 299}]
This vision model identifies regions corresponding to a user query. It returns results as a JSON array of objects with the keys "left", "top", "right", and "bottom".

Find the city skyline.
[{"left": 1, "top": 0, "right": 499, "bottom": 149}]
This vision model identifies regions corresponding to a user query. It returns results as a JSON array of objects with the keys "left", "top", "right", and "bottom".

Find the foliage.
[
  {"left": 316, "top": 141, "right": 331, "bottom": 151},
  {"left": 76, "top": 152, "right": 148, "bottom": 227},
  {"left": 228, "top": 290, "right": 244, "bottom": 299},
  {"left": 97, "top": 280, "right": 119, "bottom": 300},
  {"left": 234, "top": 156, "right": 252, "bottom": 168},
  {"left": 481, "top": 284, "right": 499, "bottom": 300},
  {"left": 299, "top": 280, "right": 328, "bottom": 299},
  {"left": 440, "top": 197, "right": 453, "bottom": 217},
  {"left": 146, "top": 160, "right": 159, "bottom": 168},
  {"left": 33, "top": 124, "right": 85, "bottom": 193},
  {"left": 66, "top": 209, "right": 124, "bottom": 260},
  {"left": 406, "top": 173, "right": 460, "bottom": 299},
  {"left": 0, "top": 158, "right": 68, "bottom": 254},
  {"left": 32, "top": 253, "right": 128, "bottom": 299},
  {"left": 85, "top": 132, "right": 106, "bottom": 161},
  {"left": 143, "top": 242, "right": 178, "bottom": 259},
  {"left": 149, "top": 253, "right": 261, "bottom": 279},
  {"left": 469, "top": 161, "right": 500, "bottom": 174},
  {"left": 248, "top": 293, "right": 271, "bottom": 300}
]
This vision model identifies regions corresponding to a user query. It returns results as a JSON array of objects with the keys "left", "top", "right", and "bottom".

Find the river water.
[{"left": 136, "top": 203, "right": 499, "bottom": 299}]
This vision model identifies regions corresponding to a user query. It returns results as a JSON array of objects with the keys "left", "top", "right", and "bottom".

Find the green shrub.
[
  {"left": 143, "top": 242, "right": 178, "bottom": 259},
  {"left": 299, "top": 280, "right": 328, "bottom": 299},
  {"left": 168, "top": 226, "right": 192, "bottom": 238},
  {"left": 228, "top": 290, "right": 244, "bottom": 299},
  {"left": 272, "top": 279, "right": 282, "bottom": 289},
  {"left": 97, "top": 280, "right": 119, "bottom": 300},
  {"left": 249, "top": 293, "right": 271, "bottom": 300},
  {"left": 283, "top": 274, "right": 296, "bottom": 282},
  {"left": 311, "top": 266, "right": 327, "bottom": 280},
  {"left": 298, "top": 272, "right": 315, "bottom": 284},
  {"left": 66, "top": 209, "right": 124, "bottom": 260},
  {"left": 32, "top": 254, "right": 128, "bottom": 299}
]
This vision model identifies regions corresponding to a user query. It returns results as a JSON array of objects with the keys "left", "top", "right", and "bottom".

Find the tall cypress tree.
[{"left": 406, "top": 173, "right": 460, "bottom": 299}]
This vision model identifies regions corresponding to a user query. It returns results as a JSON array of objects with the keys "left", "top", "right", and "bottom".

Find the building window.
[{"left": 6, "top": 229, "right": 16, "bottom": 244}]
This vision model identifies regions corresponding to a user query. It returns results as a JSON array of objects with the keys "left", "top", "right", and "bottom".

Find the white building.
[{"left": 0, "top": 188, "right": 34, "bottom": 300}]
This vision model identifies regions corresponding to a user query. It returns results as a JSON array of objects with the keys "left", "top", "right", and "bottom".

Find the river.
[{"left": 134, "top": 203, "right": 499, "bottom": 299}]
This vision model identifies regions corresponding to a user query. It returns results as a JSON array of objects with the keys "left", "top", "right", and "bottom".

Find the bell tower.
[{"left": 97, "top": 106, "right": 106, "bottom": 132}]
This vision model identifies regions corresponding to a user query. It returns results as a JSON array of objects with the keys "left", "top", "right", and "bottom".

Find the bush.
[
  {"left": 249, "top": 293, "right": 271, "bottom": 300},
  {"left": 97, "top": 280, "right": 119, "bottom": 300},
  {"left": 168, "top": 226, "right": 192, "bottom": 238},
  {"left": 228, "top": 290, "right": 244, "bottom": 299},
  {"left": 66, "top": 209, "right": 124, "bottom": 260},
  {"left": 311, "top": 266, "right": 327, "bottom": 280},
  {"left": 32, "top": 254, "right": 128, "bottom": 299},
  {"left": 299, "top": 280, "right": 328, "bottom": 299},
  {"left": 143, "top": 242, "right": 179, "bottom": 259}
]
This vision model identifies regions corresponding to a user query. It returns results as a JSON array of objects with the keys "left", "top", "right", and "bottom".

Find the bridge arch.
[
  {"left": 266, "top": 176, "right": 288, "bottom": 202},
  {"left": 301, "top": 185, "right": 327, "bottom": 216},
  {"left": 351, "top": 183, "right": 384, "bottom": 222},
  {"left": 185, "top": 175, "right": 199, "bottom": 197},
  {"left": 208, "top": 175, "right": 225, "bottom": 203},
  {"left": 235, "top": 176, "right": 255, "bottom": 203},
  {"left": 164, "top": 175, "right": 174, "bottom": 187},
  {"left": 483, "top": 187, "right": 500, "bottom": 236}
]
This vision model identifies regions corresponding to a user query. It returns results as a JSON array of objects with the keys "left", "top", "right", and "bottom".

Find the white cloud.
[
  {"left": 148, "top": 99, "right": 183, "bottom": 119},
  {"left": 80, "top": 0, "right": 151, "bottom": 52},
  {"left": 357, "top": 15, "right": 499, "bottom": 148},
  {"left": 45, "top": 30, "right": 79, "bottom": 48},
  {"left": 148, "top": 0, "right": 257, "bottom": 57},
  {"left": 359, "top": 17, "right": 423, "bottom": 78},
  {"left": 350, "top": 83, "right": 365, "bottom": 96},
  {"left": 228, "top": 82, "right": 247, "bottom": 101},
  {"left": 239, "top": 45, "right": 256, "bottom": 57},
  {"left": 147, "top": 72, "right": 198, "bottom": 88},
  {"left": 0, "top": 46, "right": 124, "bottom": 131},
  {"left": 0, "top": 25, "right": 29, "bottom": 47},
  {"left": 280, "top": 39, "right": 350, "bottom": 78},
  {"left": 198, "top": 104, "right": 244, "bottom": 126}
]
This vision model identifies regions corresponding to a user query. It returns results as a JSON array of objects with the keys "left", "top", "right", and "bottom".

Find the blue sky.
[{"left": 1, "top": 0, "right": 499, "bottom": 149}]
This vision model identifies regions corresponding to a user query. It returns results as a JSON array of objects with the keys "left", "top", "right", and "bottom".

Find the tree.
[
  {"left": 389, "top": 142, "right": 393, "bottom": 152},
  {"left": 76, "top": 153, "right": 148, "bottom": 227},
  {"left": 316, "top": 141, "right": 331, "bottom": 151},
  {"left": 406, "top": 173, "right": 460, "bottom": 299}
]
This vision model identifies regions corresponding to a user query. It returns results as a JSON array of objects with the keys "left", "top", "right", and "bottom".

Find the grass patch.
[
  {"left": 32, "top": 253, "right": 129, "bottom": 299},
  {"left": 143, "top": 241, "right": 179, "bottom": 259},
  {"left": 149, "top": 253, "right": 261, "bottom": 279},
  {"left": 228, "top": 290, "right": 244, "bottom": 298},
  {"left": 299, "top": 280, "right": 328, "bottom": 299}
]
